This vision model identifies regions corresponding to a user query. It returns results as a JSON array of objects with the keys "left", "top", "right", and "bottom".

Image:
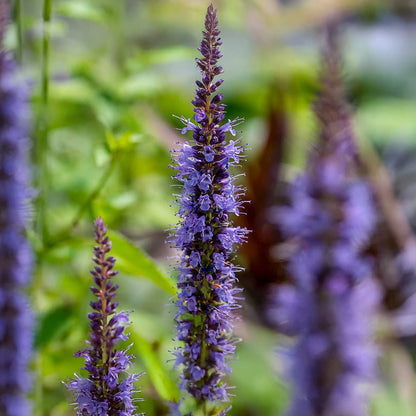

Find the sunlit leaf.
[
  {"left": 126, "top": 46, "right": 195, "bottom": 71},
  {"left": 118, "top": 73, "right": 163, "bottom": 100},
  {"left": 372, "top": 386, "right": 412, "bottom": 416},
  {"left": 105, "top": 130, "right": 143, "bottom": 153},
  {"left": 357, "top": 98, "right": 416, "bottom": 145},
  {"left": 57, "top": 2, "right": 106, "bottom": 22},
  {"left": 130, "top": 328, "right": 180, "bottom": 402},
  {"left": 107, "top": 230, "right": 176, "bottom": 295},
  {"left": 49, "top": 79, "right": 96, "bottom": 104}
]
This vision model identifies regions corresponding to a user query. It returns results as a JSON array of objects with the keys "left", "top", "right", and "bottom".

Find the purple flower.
[
  {"left": 170, "top": 4, "right": 248, "bottom": 411},
  {"left": 272, "top": 25, "right": 380, "bottom": 416},
  {"left": 67, "top": 218, "right": 141, "bottom": 416},
  {"left": 0, "top": 52, "right": 32, "bottom": 416}
]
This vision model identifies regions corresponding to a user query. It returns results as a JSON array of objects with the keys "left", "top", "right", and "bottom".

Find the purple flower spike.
[
  {"left": 0, "top": 51, "right": 32, "bottom": 416},
  {"left": 68, "top": 218, "right": 142, "bottom": 416},
  {"left": 170, "top": 4, "right": 248, "bottom": 412},
  {"left": 272, "top": 25, "right": 380, "bottom": 416}
]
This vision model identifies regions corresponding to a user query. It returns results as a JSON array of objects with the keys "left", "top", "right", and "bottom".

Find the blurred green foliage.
[{"left": 11, "top": 0, "right": 416, "bottom": 414}]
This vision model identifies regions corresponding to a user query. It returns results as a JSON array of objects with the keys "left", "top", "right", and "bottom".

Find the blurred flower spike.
[
  {"left": 272, "top": 24, "right": 380, "bottom": 416},
  {"left": 0, "top": 46, "right": 33, "bottom": 416}
]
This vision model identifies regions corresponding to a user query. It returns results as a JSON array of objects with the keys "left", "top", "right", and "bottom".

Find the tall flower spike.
[
  {"left": 0, "top": 10, "right": 33, "bottom": 415},
  {"left": 170, "top": 4, "right": 247, "bottom": 413},
  {"left": 68, "top": 217, "right": 141, "bottom": 416},
  {"left": 273, "top": 25, "right": 379, "bottom": 416}
]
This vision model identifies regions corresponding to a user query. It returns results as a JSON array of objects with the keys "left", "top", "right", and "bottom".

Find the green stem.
[
  {"left": 67, "top": 154, "right": 118, "bottom": 230},
  {"left": 42, "top": 0, "right": 52, "bottom": 105},
  {"left": 195, "top": 399, "right": 210, "bottom": 416},
  {"left": 45, "top": 154, "right": 118, "bottom": 250},
  {"left": 33, "top": 4, "right": 52, "bottom": 416},
  {"left": 14, "top": 0, "right": 23, "bottom": 62},
  {"left": 34, "top": 353, "right": 43, "bottom": 416},
  {"left": 35, "top": 0, "right": 53, "bottom": 245}
]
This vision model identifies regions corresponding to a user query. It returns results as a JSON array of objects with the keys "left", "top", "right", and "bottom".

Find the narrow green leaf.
[
  {"left": 35, "top": 305, "right": 74, "bottom": 349},
  {"left": 107, "top": 230, "right": 176, "bottom": 295},
  {"left": 130, "top": 329, "right": 180, "bottom": 403}
]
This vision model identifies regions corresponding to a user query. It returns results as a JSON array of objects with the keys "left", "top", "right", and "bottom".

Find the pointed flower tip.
[
  {"left": 95, "top": 216, "right": 104, "bottom": 228},
  {"left": 94, "top": 216, "right": 108, "bottom": 238},
  {"left": 205, "top": 3, "right": 218, "bottom": 30}
]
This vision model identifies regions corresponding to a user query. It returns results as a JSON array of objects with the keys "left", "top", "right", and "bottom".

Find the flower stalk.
[
  {"left": 68, "top": 217, "right": 141, "bottom": 415},
  {"left": 170, "top": 4, "right": 247, "bottom": 414}
]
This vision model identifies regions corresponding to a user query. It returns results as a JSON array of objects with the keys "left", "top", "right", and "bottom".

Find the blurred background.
[{"left": 12, "top": 0, "right": 416, "bottom": 414}]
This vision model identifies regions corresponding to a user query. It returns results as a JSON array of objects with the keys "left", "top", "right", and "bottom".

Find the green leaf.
[
  {"left": 372, "top": 386, "right": 412, "bottom": 416},
  {"left": 35, "top": 305, "right": 74, "bottom": 350},
  {"left": 107, "top": 230, "right": 176, "bottom": 295},
  {"left": 118, "top": 131, "right": 142, "bottom": 150},
  {"left": 118, "top": 73, "right": 163, "bottom": 100},
  {"left": 57, "top": 2, "right": 106, "bottom": 22},
  {"left": 105, "top": 130, "right": 142, "bottom": 153},
  {"left": 49, "top": 79, "right": 95, "bottom": 104},
  {"left": 130, "top": 328, "right": 180, "bottom": 402},
  {"left": 105, "top": 130, "right": 117, "bottom": 152},
  {"left": 135, "top": 46, "right": 195, "bottom": 67},
  {"left": 357, "top": 98, "right": 416, "bottom": 145}
]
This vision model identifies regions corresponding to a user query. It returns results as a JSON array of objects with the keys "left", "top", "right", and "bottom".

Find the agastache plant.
[
  {"left": 68, "top": 217, "right": 141, "bottom": 416},
  {"left": 171, "top": 4, "right": 247, "bottom": 413},
  {"left": 0, "top": 19, "right": 33, "bottom": 416},
  {"left": 273, "top": 26, "right": 379, "bottom": 416}
]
